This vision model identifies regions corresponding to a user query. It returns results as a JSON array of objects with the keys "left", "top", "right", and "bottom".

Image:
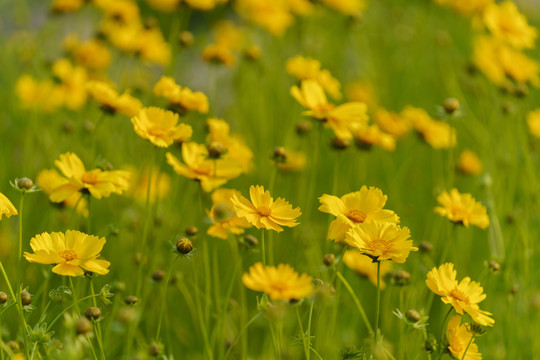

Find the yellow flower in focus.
[
  {"left": 231, "top": 185, "right": 301, "bottom": 232},
  {"left": 207, "top": 118, "right": 253, "bottom": 172},
  {"left": 343, "top": 250, "right": 392, "bottom": 289},
  {"left": 0, "top": 192, "right": 17, "bottom": 220},
  {"left": 446, "top": 316, "right": 483, "bottom": 360},
  {"left": 24, "top": 230, "right": 110, "bottom": 277},
  {"left": 527, "top": 108, "right": 540, "bottom": 138},
  {"left": 434, "top": 189, "right": 489, "bottom": 229},
  {"left": 37, "top": 169, "right": 89, "bottom": 217},
  {"left": 131, "top": 107, "right": 192, "bottom": 148},
  {"left": 242, "top": 262, "right": 313, "bottom": 301},
  {"left": 483, "top": 1, "right": 537, "bottom": 49},
  {"left": 319, "top": 0, "right": 366, "bottom": 15},
  {"left": 457, "top": 150, "right": 483, "bottom": 176},
  {"left": 129, "top": 166, "right": 171, "bottom": 204},
  {"left": 374, "top": 108, "right": 411, "bottom": 138},
  {"left": 166, "top": 142, "right": 243, "bottom": 192},
  {"left": 47, "top": 152, "right": 131, "bottom": 202},
  {"left": 346, "top": 222, "right": 417, "bottom": 263},
  {"left": 87, "top": 81, "right": 142, "bottom": 116},
  {"left": 426, "top": 263, "right": 494, "bottom": 326},
  {"left": 319, "top": 186, "right": 399, "bottom": 242},
  {"left": 354, "top": 124, "right": 396, "bottom": 151},
  {"left": 207, "top": 189, "right": 251, "bottom": 239},
  {"left": 291, "top": 79, "right": 368, "bottom": 140}
]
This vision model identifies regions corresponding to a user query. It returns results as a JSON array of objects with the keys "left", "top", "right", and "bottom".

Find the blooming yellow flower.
[
  {"left": 318, "top": 186, "right": 399, "bottom": 242},
  {"left": 291, "top": 79, "right": 368, "bottom": 140},
  {"left": 345, "top": 80, "right": 378, "bottom": 110},
  {"left": 206, "top": 118, "right": 253, "bottom": 172},
  {"left": 0, "top": 192, "right": 17, "bottom": 220},
  {"left": 434, "top": 189, "right": 489, "bottom": 229},
  {"left": 343, "top": 250, "right": 393, "bottom": 289},
  {"left": 242, "top": 262, "right": 313, "bottom": 301},
  {"left": 47, "top": 152, "right": 130, "bottom": 202},
  {"left": 202, "top": 44, "right": 237, "bottom": 66},
  {"left": 128, "top": 166, "right": 171, "bottom": 204},
  {"left": 72, "top": 39, "right": 112, "bottom": 71},
  {"left": 434, "top": 0, "right": 492, "bottom": 16},
  {"left": 231, "top": 185, "right": 301, "bottom": 232},
  {"left": 24, "top": 230, "right": 110, "bottom": 277},
  {"left": 527, "top": 108, "right": 540, "bottom": 138},
  {"left": 87, "top": 81, "right": 142, "bottom": 116},
  {"left": 374, "top": 108, "right": 411, "bottom": 138},
  {"left": 346, "top": 222, "right": 417, "bottom": 263},
  {"left": 483, "top": 1, "right": 537, "bottom": 49},
  {"left": 277, "top": 150, "right": 307, "bottom": 173},
  {"left": 446, "top": 315, "right": 483, "bottom": 360},
  {"left": 153, "top": 76, "right": 209, "bottom": 114},
  {"left": 457, "top": 150, "right": 483, "bottom": 176},
  {"left": 15, "top": 75, "right": 64, "bottom": 113},
  {"left": 145, "top": 0, "right": 180, "bottom": 12},
  {"left": 235, "top": 0, "right": 294, "bottom": 36},
  {"left": 207, "top": 189, "right": 251, "bottom": 239},
  {"left": 51, "top": 0, "right": 84, "bottom": 12},
  {"left": 37, "top": 169, "right": 89, "bottom": 217},
  {"left": 52, "top": 58, "right": 88, "bottom": 110},
  {"left": 131, "top": 107, "right": 192, "bottom": 147},
  {"left": 354, "top": 124, "right": 396, "bottom": 151},
  {"left": 426, "top": 263, "right": 494, "bottom": 326},
  {"left": 286, "top": 55, "right": 342, "bottom": 100}
]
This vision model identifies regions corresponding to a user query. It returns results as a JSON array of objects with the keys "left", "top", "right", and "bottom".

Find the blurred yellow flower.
[
  {"left": 354, "top": 124, "right": 396, "bottom": 151},
  {"left": 374, "top": 108, "right": 411, "bottom": 138},
  {"left": 131, "top": 107, "right": 192, "bottom": 148},
  {"left": 235, "top": 0, "right": 294, "bottom": 36},
  {"left": 231, "top": 185, "right": 301, "bottom": 232},
  {"left": 52, "top": 58, "right": 88, "bottom": 110},
  {"left": 426, "top": 263, "right": 494, "bottom": 326},
  {"left": 72, "top": 39, "right": 112, "bottom": 71},
  {"left": 207, "top": 189, "right": 251, "bottom": 239},
  {"left": 184, "top": 0, "right": 227, "bottom": 11},
  {"left": 277, "top": 150, "right": 307, "bottom": 173},
  {"left": 319, "top": 0, "right": 366, "bottom": 15},
  {"left": 242, "top": 262, "right": 313, "bottom": 301},
  {"left": 434, "top": 0, "right": 492, "bottom": 16},
  {"left": 483, "top": 1, "right": 537, "bottom": 49},
  {"left": 202, "top": 44, "right": 237, "bottom": 66},
  {"left": 145, "top": 0, "right": 180, "bottom": 12},
  {"left": 37, "top": 169, "right": 89, "bottom": 217},
  {"left": 51, "top": 0, "right": 84, "bottom": 12},
  {"left": 15, "top": 75, "right": 64, "bottom": 113},
  {"left": 47, "top": 152, "right": 130, "bottom": 202},
  {"left": 403, "top": 106, "right": 456, "bottom": 149},
  {"left": 207, "top": 118, "right": 253, "bottom": 172},
  {"left": 286, "top": 55, "right": 342, "bottom": 100},
  {"left": 435, "top": 189, "right": 489, "bottom": 229},
  {"left": 87, "top": 81, "right": 142, "bottom": 116},
  {"left": 319, "top": 186, "right": 399, "bottom": 242},
  {"left": 457, "top": 150, "right": 483, "bottom": 176},
  {"left": 24, "top": 230, "right": 110, "bottom": 277},
  {"left": 346, "top": 222, "right": 417, "bottom": 263},
  {"left": 343, "top": 250, "right": 393, "bottom": 289},
  {"left": 129, "top": 166, "right": 171, "bottom": 204},
  {"left": 153, "top": 76, "right": 209, "bottom": 114},
  {"left": 0, "top": 192, "right": 17, "bottom": 220},
  {"left": 345, "top": 80, "right": 378, "bottom": 110},
  {"left": 527, "top": 108, "right": 540, "bottom": 138},
  {"left": 446, "top": 315, "right": 483, "bottom": 360}
]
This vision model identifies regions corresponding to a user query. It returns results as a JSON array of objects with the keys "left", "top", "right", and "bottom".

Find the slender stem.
[
  {"left": 156, "top": 255, "right": 180, "bottom": 341},
  {"left": 306, "top": 300, "right": 314, "bottom": 360},
  {"left": 69, "top": 277, "right": 81, "bottom": 315},
  {"left": 461, "top": 333, "right": 476, "bottom": 360},
  {"left": 336, "top": 271, "right": 373, "bottom": 333},
  {"left": 261, "top": 230, "right": 266, "bottom": 265},
  {"left": 29, "top": 343, "right": 38, "bottom": 360},
  {"left": 0, "top": 261, "right": 28, "bottom": 355},
  {"left": 17, "top": 194, "right": 25, "bottom": 287},
  {"left": 374, "top": 261, "right": 381, "bottom": 346},
  {"left": 90, "top": 280, "right": 106, "bottom": 360},
  {"left": 296, "top": 306, "right": 309, "bottom": 360},
  {"left": 46, "top": 294, "right": 102, "bottom": 332},
  {"left": 223, "top": 312, "right": 261, "bottom": 360},
  {"left": 86, "top": 194, "right": 91, "bottom": 233}
]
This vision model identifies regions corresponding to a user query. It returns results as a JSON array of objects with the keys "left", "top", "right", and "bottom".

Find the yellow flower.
[
  {"left": 72, "top": 39, "right": 112, "bottom": 71},
  {"left": 426, "top": 263, "right": 494, "bottom": 326},
  {"left": 87, "top": 81, "right": 142, "bottom": 116},
  {"left": 346, "top": 222, "right": 417, "bottom": 263},
  {"left": 15, "top": 75, "right": 64, "bottom": 113},
  {"left": 128, "top": 166, "right": 171, "bottom": 204},
  {"left": 207, "top": 118, "right": 253, "bottom": 172},
  {"left": 277, "top": 150, "right": 307, "bottom": 173},
  {"left": 242, "top": 262, "right": 313, "bottom": 301},
  {"left": 319, "top": 0, "right": 366, "bottom": 15},
  {"left": 286, "top": 56, "right": 342, "bottom": 100},
  {"left": 291, "top": 79, "right": 368, "bottom": 140},
  {"left": 446, "top": 315, "right": 482, "bottom": 360},
  {"left": 343, "top": 250, "right": 393, "bottom": 289},
  {"left": 153, "top": 76, "right": 209, "bottom": 114},
  {"left": 52, "top": 58, "right": 88, "bottom": 110},
  {"left": 434, "top": 189, "right": 489, "bottom": 229},
  {"left": 434, "top": 0, "right": 492, "bottom": 16},
  {"left": 458, "top": 150, "right": 483, "bottom": 176},
  {"left": 202, "top": 44, "right": 237, "bottom": 66},
  {"left": 131, "top": 107, "right": 192, "bottom": 148},
  {"left": 231, "top": 185, "right": 301, "bottom": 232},
  {"left": 184, "top": 0, "right": 225, "bottom": 11},
  {"left": 403, "top": 105, "right": 456, "bottom": 149},
  {"left": 345, "top": 80, "right": 378, "bottom": 110},
  {"left": 207, "top": 189, "right": 251, "bottom": 239},
  {"left": 47, "top": 152, "right": 131, "bottom": 202},
  {"left": 145, "top": 0, "right": 181, "bottom": 12},
  {"left": 527, "top": 108, "right": 540, "bottom": 138},
  {"left": 235, "top": 0, "right": 294, "bottom": 36},
  {"left": 483, "top": 1, "right": 537, "bottom": 49},
  {"left": 24, "top": 230, "right": 110, "bottom": 277},
  {"left": 354, "top": 124, "right": 396, "bottom": 151},
  {"left": 166, "top": 142, "right": 243, "bottom": 192},
  {"left": 37, "top": 169, "right": 89, "bottom": 217},
  {"left": 51, "top": 0, "right": 84, "bottom": 12},
  {"left": 374, "top": 108, "right": 411, "bottom": 138},
  {"left": 0, "top": 192, "right": 18, "bottom": 220},
  {"left": 318, "top": 186, "right": 399, "bottom": 242}
]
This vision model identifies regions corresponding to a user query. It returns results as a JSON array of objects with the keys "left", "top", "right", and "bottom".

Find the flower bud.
[
  {"left": 424, "top": 335, "right": 437, "bottom": 353},
  {"left": 148, "top": 344, "right": 161, "bottom": 357},
  {"left": 243, "top": 234, "right": 258, "bottom": 247},
  {"left": 152, "top": 270, "right": 166, "bottom": 282},
  {"left": 7, "top": 341, "right": 20, "bottom": 351},
  {"left": 488, "top": 260, "right": 500, "bottom": 272},
  {"left": 185, "top": 226, "right": 198, "bottom": 237},
  {"left": 84, "top": 307, "right": 101, "bottom": 320},
  {"left": 21, "top": 291, "right": 32, "bottom": 306},
  {"left": 17, "top": 177, "right": 34, "bottom": 190},
  {"left": 125, "top": 295, "right": 138, "bottom": 305},
  {"left": 295, "top": 120, "right": 312, "bottom": 135},
  {"left": 176, "top": 237, "right": 193, "bottom": 255},
  {"left": 331, "top": 137, "right": 351, "bottom": 150},
  {"left": 271, "top": 147, "right": 287, "bottom": 163},
  {"left": 442, "top": 98, "right": 459, "bottom": 114},
  {"left": 207, "top": 141, "right": 225, "bottom": 159},
  {"left": 0, "top": 292, "right": 7, "bottom": 305},
  {"left": 178, "top": 31, "right": 194, "bottom": 47},
  {"left": 75, "top": 317, "right": 93, "bottom": 335},
  {"left": 393, "top": 270, "right": 410, "bottom": 286},
  {"left": 323, "top": 253, "right": 335, "bottom": 267},
  {"left": 419, "top": 241, "right": 433, "bottom": 253},
  {"left": 405, "top": 309, "right": 421, "bottom": 323},
  {"left": 245, "top": 45, "right": 262, "bottom": 61}
]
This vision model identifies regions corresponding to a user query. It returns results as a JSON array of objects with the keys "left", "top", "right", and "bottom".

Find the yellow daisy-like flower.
[
  {"left": 24, "top": 230, "right": 110, "bottom": 277},
  {"left": 87, "top": 81, "right": 142, "bottom": 116},
  {"left": 207, "top": 118, "right": 253, "bottom": 172},
  {"left": 231, "top": 185, "right": 301, "bottom": 233},
  {"left": 131, "top": 107, "right": 192, "bottom": 148},
  {"left": 48, "top": 152, "right": 131, "bottom": 202},
  {"left": 207, "top": 189, "right": 251, "bottom": 240},
  {"left": 527, "top": 108, "right": 540, "bottom": 138},
  {"left": 153, "top": 76, "right": 209, "bottom": 114},
  {"left": 426, "top": 263, "right": 494, "bottom": 327},
  {"left": 286, "top": 55, "right": 342, "bottom": 100},
  {"left": 37, "top": 169, "right": 89, "bottom": 217},
  {"left": 128, "top": 166, "right": 171, "bottom": 204},
  {"left": 318, "top": 186, "right": 399, "bottom": 242},
  {"left": 354, "top": 124, "right": 396, "bottom": 151},
  {"left": 483, "top": 1, "right": 537, "bottom": 50},
  {"left": 457, "top": 150, "right": 483, "bottom": 176},
  {"left": 434, "top": 189, "right": 489, "bottom": 229},
  {"left": 343, "top": 250, "right": 393, "bottom": 289},
  {"left": 346, "top": 222, "right": 417, "bottom": 263},
  {"left": 242, "top": 262, "right": 313, "bottom": 301},
  {"left": 0, "top": 192, "right": 18, "bottom": 220},
  {"left": 374, "top": 108, "right": 411, "bottom": 138},
  {"left": 446, "top": 315, "right": 483, "bottom": 360}
]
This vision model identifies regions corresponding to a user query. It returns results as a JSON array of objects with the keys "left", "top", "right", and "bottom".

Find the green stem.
[
  {"left": 69, "top": 277, "right": 81, "bottom": 315},
  {"left": 307, "top": 300, "right": 314, "bottom": 360},
  {"left": 374, "top": 261, "right": 381, "bottom": 346},
  {"left": 296, "top": 306, "right": 310, "bottom": 360},
  {"left": 439, "top": 307, "right": 454, "bottom": 354},
  {"left": 223, "top": 312, "right": 261, "bottom": 360},
  {"left": 155, "top": 255, "right": 180, "bottom": 342},
  {"left": 461, "top": 333, "right": 475, "bottom": 360},
  {"left": 261, "top": 230, "right": 266, "bottom": 265},
  {"left": 17, "top": 193, "right": 25, "bottom": 292},
  {"left": 90, "top": 280, "right": 106, "bottom": 360},
  {"left": 336, "top": 271, "right": 373, "bottom": 333},
  {"left": 45, "top": 293, "right": 102, "bottom": 332}
]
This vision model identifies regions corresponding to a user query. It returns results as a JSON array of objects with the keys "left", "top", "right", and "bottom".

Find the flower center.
[
  {"left": 367, "top": 238, "right": 391, "bottom": 255},
  {"left": 347, "top": 209, "right": 367, "bottom": 224},
  {"left": 449, "top": 288, "right": 470, "bottom": 305},
  {"left": 449, "top": 340, "right": 463, "bottom": 354},
  {"left": 81, "top": 172, "right": 99, "bottom": 185},
  {"left": 58, "top": 249, "right": 78, "bottom": 261},
  {"left": 257, "top": 206, "right": 272, "bottom": 217}
]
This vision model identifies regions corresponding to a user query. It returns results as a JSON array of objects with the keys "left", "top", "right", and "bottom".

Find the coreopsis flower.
[
  {"left": 202, "top": 44, "right": 237, "bottom": 66},
  {"left": 433, "top": 0, "right": 492, "bottom": 16},
  {"left": 37, "top": 169, "right": 89, "bottom": 217},
  {"left": 435, "top": 189, "right": 489, "bottom": 229},
  {"left": 131, "top": 107, "right": 192, "bottom": 147},
  {"left": 344, "top": 250, "right": 392, "bottom": 289},
  {"left": 235, "top": 0, "right": 294, "bottom": 36},
  {"left": 207, "top": 118, "right": 253, "bottom": 172},
  {"left": 527, "top": 109, "right": 540, "bottom": 138},
  {"left": 51, "top": 0, "right": 84, "bottom": 12},
  {"left": 52, "top": 58, "right": 88, "bottom": 110},
  {"left": 129, "top": 166, "right": 171, "bottom": 204},
  {"left": 426, "top": 263, "right": 494, "bottom": 326},
  {"left": 346, "top": 222, "right": 417, "bottom": 263},
  {"left": 166, "top": 142, "right": 243, "bottom": 192},
  {"left": 71, "top": 39, "right": 112, "bottom": 71},
  {"left": 15, "top": 75, "right": 64, "bottom": 112},
  {"left": 402, "top": 106, "right": 456, "bottom": 149},
  {"left": 87, "top": 81, "right": 142, "bottom": 116},
  {"left": 46, "top": 152, "right": 130, "bottom": 202},
  {"left": 354, "top": 124, "right": 396, "bottom": 151},
  {"left": 286, "top": 55, "right": 342, "bottom": 100},
  {"left": 374, "top": 109, "right": 411, "bottom": 138},
  {"left": 242, "top": 262, "right": 313, "bottom": 301},
  {"left": 184, "top": 0, "right": 227, "bottom": 11},
  {"left": 458, "top": 150, "right": 483, "bottom": 176},
  {"left": 231, "top": 185, "right": 301, "bottom": 232},
  {"left": 207, "top": 189, "right": 251, "bottom": 239},
  {"left": 345, "top": 80, "right": 378, "bottom": 110},
  {"left": 291, "top": 79, "right": 368, "bottom": 140},
  {"left": 0, "top": 192, "right": 17, "bottom": 220},
  {"left": 318, "top": 186, "right": 399, "bottom": 242},
  {"left": 319, "top": 0, "right": 366, "bottom": 15},
  {"left": 153, "top": 76, "right": 209, "bottom": 114},
  {"left": 24, "top": 230, "right": 110, "bottom": 277},
  {"left": 277, "top": 150, "right": 307, "bottom": 173},
  {"left": 446, "top": 315, "right": 483, "bottom": 360},
  {"left": 483, "top": 1, "right": 537, "bottom": 49}
]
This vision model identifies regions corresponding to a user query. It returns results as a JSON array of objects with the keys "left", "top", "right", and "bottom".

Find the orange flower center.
[
  {"left": 367, "top": 238, "right": 391, "bottom": 255},
  {"left": 347, "top": 209, "right": 367, "bottom": 224},
  {"left": 81, "top": 172, "right": 99, "bottom": 185},
  {"left": 257, "top": 206, "right": 272, "bottom": 217},
  {"left": 58, "top": 249, "right": 78, "bottom": 261},
  {"left": 449, "top": 288, "right": 470, "bottom": 305},
  {"left": 449, "top": 340, "right": 463, "bottom": 354}
]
